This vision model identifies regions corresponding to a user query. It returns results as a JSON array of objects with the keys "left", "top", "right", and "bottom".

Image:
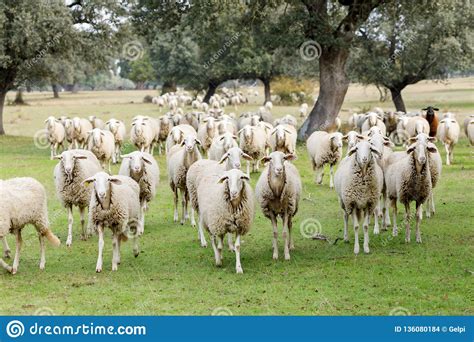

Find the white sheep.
[
  {"left": 72, "top": 117, "right": 93, "bottom": 149},
  {"left": 44, "top": 116, "right": 66, "bottom": 159},
  {"left": 334, "top": 141, "right": 383, "bottom": 254},
  {"left": 208, "top": 132, "right": 238, "bottom": 161},
  {"left": 343, "top": 131, "right": 365, "bottom": 156},
  {"left": 467, "top": 118, "right": 474, "bottom": 146},
  {"left": 256, "top": 152, "right": 301, "bottom": 260},
  {"left": 361, "top": 112, "right": 386, "bottom": 136},
  {"left": 157, "top": 115, "right": 174, "bottom": 154},
  {"left": 299, "top": 103, "right": 308, "bottom": 118},
  {"left": 88, "top": 115, "right": 104, "bottom": 129},
  {"left": 437, "top": 118, "right": 460, "bottom": 165},
  {"left": 0, "top": 177, "right": 61, "bottom": 274},
  {"left": 264, "top": 101, "right": 273, "bottom": 111},
  {"left": 197, "top": 117, "right": 218, "bottom": 152},
  {"left": 238, "top": 125, "right": 267, "bottom": 174},
  {"left": 62, "top": 118, "right": 75, "bottom": 148},
  {"left": 269, "top": 124, "right": 297, "bottom": 154},
  {"left": 87, "top": 128, "right": 115, "bottom": 172},
  {"left": 463, "top": 115, "right": 474, "bottom": 139},
  {"left": 277, "top": 115, "right": 298, "bottom": 128},
  {"left": 385, "top": 138, "right": 437, "bottom": 243},
  {"left": 306, "top": 131, "right": 343, "bottom": 188},
  {"left": 105, "top": 118, "right": 126, "bottom": 163},
  {"left": 165, "top": 124, "right": 197, "bottom": 153},
  {"left": 84, "top": 172, "right": 141, "bottom": 272},
  {"left": 348, "top": 113, "right": 365, "bottom": 132},
  {"left": 167, "top": 135, "right": 202, "bottom": 224},
  {"left": 405, "top": 116, "right": 430, "bottom": 137},
  {"left": 186, "top": 147, "right": 252, "bottom": 248},
  {"left": 197, "top": 169, "right": 254, "bottom": 273},
  {"left": 119, "top": 151, "right": 159, "bottom": 235},
  {"left": 130, "top": 116, "right": 155, "bottom": 153},
  {"left": 53, "top": 149, "right": 103, "bottom": 247}
]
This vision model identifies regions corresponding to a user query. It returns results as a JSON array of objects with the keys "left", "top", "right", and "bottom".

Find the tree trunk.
[
  {"left": 0, "top": 90, "right": 6, "bottom": 135},
  {"left": 261, "top": 78, "right": 271, "bottom": 104},
  {"left": 203, "top": 81, "right": 219, "bottom": 103},
  {"left": 298, "top": 49, "right": 350, "bottom": 140},
  {"left": 52, "top": 84, "right": 60, "bottom": 98},
  {"left": 14, "top": 88, "right": 26, "bottom": 105},
  {"left": 161, "top": 80, "right": 177, "bottom": 94},
  {"left": 389, "top": 87, "right": 406, "bottom": 112}
]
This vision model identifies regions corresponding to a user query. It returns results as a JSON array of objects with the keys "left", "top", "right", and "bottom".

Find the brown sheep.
[{"left": 422, "top": 106, "right": 439, "bottom": 137}]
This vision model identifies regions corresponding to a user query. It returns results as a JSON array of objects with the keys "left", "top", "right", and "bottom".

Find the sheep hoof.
[
  {"left": 405, "top": 237, "right": 410, "bottom": 243},
  {"left": 96, "top": 267, "right": 102, "bottom": 273},
  {"left": 11, "top": 267, "right": 17, "bottom": 275},
  {"left": 39, "top": 264, "right": 45, "bottom": 270},
  {"left": 364, "top": 246, "right": 370, "bottom": 254},
  {"left": 354, "top": 246, "right": 360, "bottom": 255},
  {"left": 80, "top": 234, "right": 87, "bottom": 241},
  {"left": 290, "top": 244, "right": 295, "bottom": 250},
  {"left": 134, "top": 251, "right": 140, "bottom": 258},
  {"left": 112, "top": 265, "right": 118, "bottom": 271},
  {"left": 416, "top": 237, "right": 422, "bottom": 243},
  {"left": 201, "top": 243, "right": 207, "bottom": 248},
  {"left": 236, "top": 267, "right": 243, "bottom": 274},
  {"left": 284, "top": 254, "right": 290, "bottom": 261},
  {"left": 373, "top": 229, "right": 380, "bottom": 235}
]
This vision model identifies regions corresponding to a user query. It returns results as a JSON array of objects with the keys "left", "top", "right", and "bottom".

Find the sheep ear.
[
  {"left": 218, "top": 153, "right": 228, "bottom": 164},
  {"left": 342, "top": 135, "right": 348, "bottom": 141},
  {"left": 284, "top": 153, "right": 296, "bottom": 161},
  {"left": 433, "top": 107, "right": 439, "bottom": 111},
  {"left": 428, "top": 137, "right": 437, "bottom": 143},
  {"left": 44, "top": 119, "right": 49, "bottom": 123},
  {"left": 120, "top": 154, "right": 131, "bottom": 159},
  {"left": 82, "top": 177, "right": 95, "bottom": 187},
  {"left": 237, "top": 128, "right": 244, "bottom": 135},
  {"left": 383, "top": 139, "right": 394, "bottom": 147},
  {"left": 370, "top": 146, "right": 382, "bottom": 159},
  {"left": 406, "top": 144, "right": 416, "bottom": 154},
  {"left": 53, "top": 154, "right": 62, "bottom": 160},
  {"left": 217, "top": 175, "right": 228, "bottom": 184},
  {"left": 232, "top": 135, "right": 238, "bottom": 140},
  {"left": 427, "top": 146, "right": 438, "bottom": 153},
  {"left": 75, "top": 154, "right": 87, "bottom": 160},
  {"left": 109, "top": 177, "right": 122, "bottom": 185},
  {"left": 100, "top": 131, "right": 105, "bottom": 136},
  {"left": 241, "top": 174, "right": 250, "bottom": 181},
  {"left": 270, "top": 129, "right": 277, "bottom": 135},
  {"left": 195, "top": 139, "right": 202, "bottom": 146},
  {"left": 260, "top": 156, "right": 271, "bottom": 164},
  {"left": 105, "top": 120, "right": 110, "bottom": 125},
  {"left": 180, "top": 140, "right": 186, "bottom": 146},
  {"left": 348, "top": 146, "right": 357, "bottom": 156},
  {"left": 142, "top": 156, "right": 152, "bottom": 164},
  {"left": 408, "top": 137, "right": 417, "bottom": 144},
  {"left": 422, "top": 107, "right": 428, "bottom": 111},
  {"left": 283, "top": 129, "right": 291, "bottom": 134},
  {"left": 241, "top": 152, "right": 253, "bottom": 161},
  {"left": 357, "top": 134, "right": 365, "bottom": 140}
]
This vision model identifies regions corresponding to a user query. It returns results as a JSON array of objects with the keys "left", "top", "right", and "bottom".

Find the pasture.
[{"left": 0, "top": 78, "right": 473, "bottom": 315}]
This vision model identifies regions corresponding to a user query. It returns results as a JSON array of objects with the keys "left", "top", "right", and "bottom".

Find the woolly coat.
[
  {"left": 54, "top": 149, "right": 102, "bottom": 209},
  {"left": 239, "top": 127, "right": 266, "bottom": 162},
  {"left": 119, "top": 151, "right": 159, "bottom": 204},
  {"left": 88, "top": 130, "right": 115, "bottom": 165},
  {"left": 186, "top": 159, "right": 224, "bottom": 213},
  {"left": 306, "top": 131, "right": 343, "bottom": 169},
  {"left": 197, "top": 173, "right": 254, "bottom": 237},
  {"left": 255, "top": 162, "right": 302, "bottom": 220},
  {"left": 167, "top": 145, "right": 202, "bottom": 192}
]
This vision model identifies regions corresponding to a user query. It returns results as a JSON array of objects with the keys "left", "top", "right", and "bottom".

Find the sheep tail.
[{"left": 43, "top": 229, "right": 61, "bottom": 247}]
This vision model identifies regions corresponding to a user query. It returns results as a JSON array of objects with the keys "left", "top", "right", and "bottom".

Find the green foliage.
[
  {"left": 128, "top": 53, "right": 155, "bottom": 88},
  {"left": 272, "top": 77, "right": 315, "bottom": 104}
]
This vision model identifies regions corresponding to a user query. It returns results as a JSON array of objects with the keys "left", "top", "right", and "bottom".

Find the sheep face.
[
  {"left": 83, "top": 172, "right": 122, "bottom": 209},
  {"left": 262, "top": 151, "right": 296, "bottom": 177},
  {"left": 45, "top": 116, "right": 59, "bottom": 129},
  {"left": 90, "top": 128, "right": 105, "bottom": 146},
  {"left": 330, "top": 133, "right": 344, "bottom": 150},
  {"left": 123, "top": 153, "right": 152, "bottom": 176},
  {"left": 181, "top": 135, "right": 201, "bottom": 153},
  {"left": 219, "top": 133, "right": 237, "bottom": 150},
  {"left": 366, "top": 112, "right": 378, "bottom": 126},
  {"left": 440, "top": 118, "right": 457, "bottom": 132},
  {"left": 407, "top": 140, "right": 437, "bottom": 169},
  {"left": 170, "top": 127, "right": 184, "bottom": 144},
  {"left": 106, "top": 119, "right": 120, "bottom": 134},
  {"left": 218, "top": 169, "right": 250, "bottom": 201},
  {"left": 72, "top": 117, "right": 82, "bottom": 132},
  {"left": 219, "top": 147, "right": 252, "bottom": 170},
  {"left": 55, "top": 151, "right": 88, "bottom": 180},
  {"left": 348, "top": 141, "right": 381, "bottom": 171},
  {"left": 343, "top": 131, "right": 364, "bottom": 151},
  {"left": 422, "top": 106, "right": 439, "bottom": 118}
]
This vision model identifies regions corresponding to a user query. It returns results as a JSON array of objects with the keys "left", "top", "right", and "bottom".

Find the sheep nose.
[
  {"left": 230, "top": 191, "right": 238, "bottom": 198},
  {"left": 419, "top": 156, "right": 426, "bottom": 164},
  {"left": 98, "top": 191, "right": 106, "bottom": 198},
  {"left": 235, "top": 163, "right": 241, "bottom": 169},
  {"left": 275, "top": 167, "right": 283, "bottom": 173},
  {"left": 362, "top": 157, "right": 368, "bottom": 162},
  {"left": 65, "top": 167, "right": 72, "bottom": 173}
]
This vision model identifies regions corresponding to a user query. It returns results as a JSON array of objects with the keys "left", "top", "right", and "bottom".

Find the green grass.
[{"left": 0, "top": 79, "right": 473, "bottom": 315}]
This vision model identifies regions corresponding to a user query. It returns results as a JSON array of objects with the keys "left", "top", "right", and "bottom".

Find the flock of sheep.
[{"left": 1, "top": 91, "right": 473, "bottom": 274}]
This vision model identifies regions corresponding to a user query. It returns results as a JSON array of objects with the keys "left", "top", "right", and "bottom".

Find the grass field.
[{"left": 0, "top": 78, "right": 473, "bottom": 315}]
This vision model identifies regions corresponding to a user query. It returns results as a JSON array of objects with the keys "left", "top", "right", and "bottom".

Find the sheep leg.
[
  {"left": 373, "top": 203, "right": 380, "bottom": 235},
  {"left": 430, "top": 192, "right": 435, "bottom": 216},
  {"left": 329, "top": 165, "right": 334, "bottom": 188},
  {"left": 235, "top": 234, "right": 243, "bottom": 274},
  {"left": 269, "top": 212, "right": 279, "bottom": 260},
  {"left": 227, "top": 233, "right": 235, "bottom": 252},
  {"left": 363, "top": 211, "right": 370, "bottom": 254},
  {"left": 425, "top": 192, "right": 431, "bottom": 219},
  {"left": 66, "top": 205, "right": 74, "bottom": 247},
  {"left": 198, "top": 215, "right": 208, "bottom": 248},
  {"left": 172, "top": 186, "right": 179, "bottom": 223},
  {"left": 352, "top": 211, "right": 360, "bottom": 255},
  {"left": 79, "top": 206, "right": 87, "bottom": 240},
  {"left": 382, "top": 191, "right": 391, "bottom": 229},
  {"left": 133, "top": 235, "right": 140, "bottom": 258},
  {"left": 39, "top": 234, "right": 46, "bottom": 270},
  {"left": 246, "top": 160, "right": 250, "bottom": 175},
  {"left": 2, "top": 237, "right": 11, "bottom": 259},
  {"left": 283, "top": 214, "right": 290, "bottom": 260},
  {"left": 444, "top": 143, "right": 450, "bottom": 165},
  {"left": 96, "top": 225, "right": 104, "bottom": 273},
  {"left": 11, "top": 230, "right": 23, "bottom": 274},
  {"left": 112, "top": 233, "right": 119, "bottom": 271},
  {"left": 210, "top": 235, "right": 222, "bottom": 267},
  {"left": 180, "top": 188, "right": 187, "bottom": 225},
  {"left": 0, "top": 257, "right": 12, "bottom": 273},
  {"left": 315, "top": 167, "right": 324, "bottom": 185},
  {"left": 190, "top": 208, "right": 196, "bottom": 228},
  {"left": 391, "top": 199, "right": 398, "bottom": 237},
  {"left": 139, "top": 200, "right": 146, "bottom": 235},
  {"left": 50, "top": 144, "right": 54, "bottom": 160},
  {"left": 404, "top": 202, "right": 411, "bottom": 243},
  {"left": 343, "top": 210, "right": 349, "bottom": 242},
  {"left": 217, "top": 236, "right": 224, "bottom": 263},
  {"left": 256, "top": 158, "right": 260, "bottom": 171},
  {"left": 415, "top": 203, "right": 423, "bottom": 243},
  {"left": 288, "top": 217, "right": 295, "bottom": 250}
]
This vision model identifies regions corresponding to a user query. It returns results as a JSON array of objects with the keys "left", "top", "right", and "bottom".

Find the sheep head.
[
  {"left": 121, "top": 152, "right": 153, "bottom": 176},
  {"left": 219, "top": 147, "right": 252, "bottom": 170},
  {"left": 180, "top": 135, "right": 201, "bottom": 152},
  {"left": 218, "top": 169, "right": 250, "bottom": 201},
  {"left": 83, "top": 172, "right": 122, "bottom": 210},
  {"left": 348, "top": 141, "right": 381, "bottom": 173},
  {"left": 261, "top": 151, "right": 296, "bottom": 177},
  {"left": 54, "top": 151, "right": 88, "bottom": 180}
]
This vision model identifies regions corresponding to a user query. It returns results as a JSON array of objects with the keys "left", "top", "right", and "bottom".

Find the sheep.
[
  {"left": 255, "top": 152, "right": 301, "bottom": 260},
  {"left": 342, "top": 131, "right": 365, "bottom": 156},
  {"left": 406, "top": 133, "right": 442, "bottom": 219},
  {"left": 87, "top": 128, "right": 115, "bottom": 172},
  {"left": 44, "top": 116, "right": 66, "bottom": 159},
  {"left": 422, "top": 106, "right": 439, "bottom": 137},
  {"left": 217, "top": 116, "right": 237, "bottom": 135},
  {"left": 405, "top": 116, "right": 430, "bottom": 138},
  {"left": 119, "top": 151, "right": 159, "bottom": 235},
  {"left": 53, "top": 149, "right": 103, "bottom": 247},
  {"left": 72, "top": 117, "right": 93, "bottom": 149},
  {"left": 62, "top": 118, "right": 75, "bottom": 148},
  {"left": 277, "top": 115, "right": 298, "bottom": 128},
  {"left": 238, "top": 125, "right": 267, "bottom": 174},
  {"left": 0, "top": 177, "right": 61, "bottom": 274},
  {"left": 361, "top": 112, "right": 386, "bottom": 136},
  {"left": 437, "top": 118, "right": 460, "bottom": 165},
  {"left": 258, "top": 107, "right": 274, "bottom": 123},
  {"left": 167, "top": 135, "right": 202, "bottom": 224},
  {"left": 467, "top": 118, "right": 474, "bottom": 146},
  {"left": 269, "top": 124, "right": 297, "bottom": 154},
  {"left": 208, "top": 132, "right": 238, "bottom": 161},
  {"left": 197, "top": 117, "right": 218, "bottom": 152},
  {"left": 348, "top": 113, "right": 365, "bottom": 132},
  {"left": 182, "top": 112, "right": 199, "bottom": 131},
  {"left": 306, "top": 131, "right": 343, "bottom": 188},
  {"left": 197, "top": 169, "right": 254, "bottom": 273},
  {"left": 385, "top": 138, "right": 437, "bottom": 243},
  {"left": 105, "top": 118, "right": 126, "bottom": 163},
  {"left": 165, "top": 124, "right": 197, "bottom": 153},
  {"left": 264, "top": 101, "right": 273, "bottom": 111},
  {"left": 157, "top": 115, "right": 174, "bottom": 154},
  {"left": 238, "top": 113, "right": 260, "bottom": 130},
  {"left": 187, "top": 147, "right": 252, "bottom": 247},
  {"left": 130, "top": 116, "right": 155, "bottom": 153},
  {"left": 88, "top": 115, "right": 104, "bottom": 129},
  {"left": 299, "top": 103, "right": 308, "bottom": 118},
  {"left": 83, "top": 172, "right": 141, "bottom": 272},
  {"left": 334, "top": 141, "right": 383, "bottom": 254},
  {"left": 463, "top": 115, "right": 474, "bottom": 138},
  {"left": 334, "top": 117, "right": 342, "bottom": 132},
  {"left": 383, "top": 111, "right": 399, "bottom": 136}
]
